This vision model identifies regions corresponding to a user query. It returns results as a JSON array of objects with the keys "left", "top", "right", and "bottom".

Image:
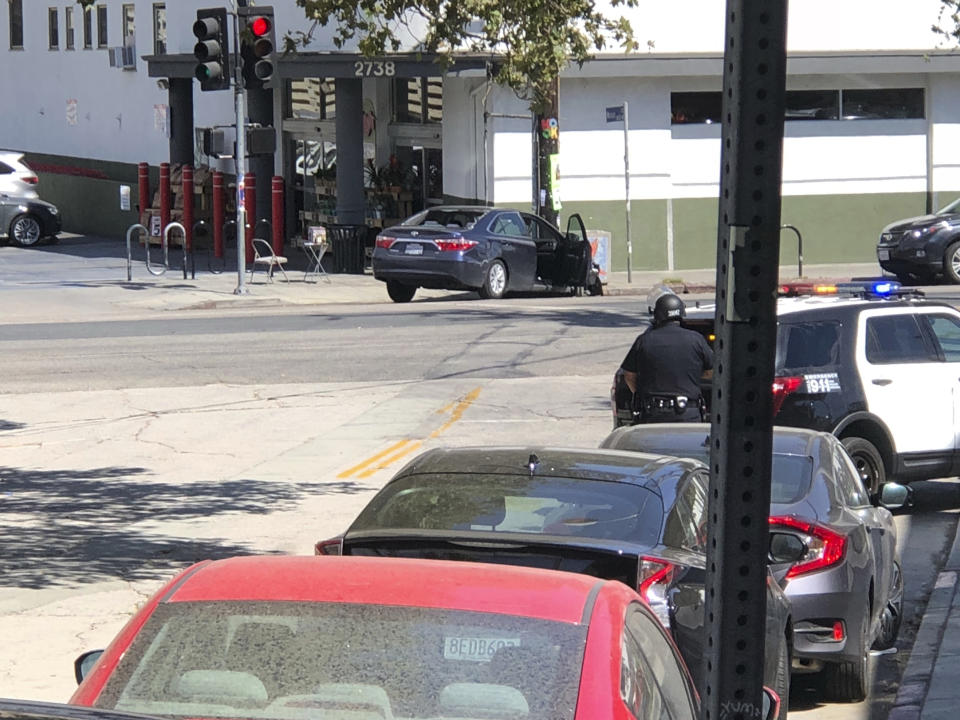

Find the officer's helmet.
[{"left": 653, "top": 293, "right": 686, "bottom": 324}]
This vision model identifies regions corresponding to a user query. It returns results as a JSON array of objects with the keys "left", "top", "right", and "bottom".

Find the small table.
[{"left": 302, "top": 241, "right": 330, "bottom": 283}]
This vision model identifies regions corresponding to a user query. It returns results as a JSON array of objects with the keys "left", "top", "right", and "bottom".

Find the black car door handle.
[{"left": 872, "top": 379, "right": 893, "bottom": 386}]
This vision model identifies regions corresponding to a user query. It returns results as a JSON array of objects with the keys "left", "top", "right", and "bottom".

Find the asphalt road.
[{"left": 1, "top": 294, "right": 958, "bottom": 719}]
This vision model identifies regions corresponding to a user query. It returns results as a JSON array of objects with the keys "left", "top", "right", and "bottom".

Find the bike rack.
[
  {"left": 125, "top": 224, "right": 148, "bottom": 281},
  {"left": 780, "top": 224, "right": 803, "bottom": 278},
  {"left": 162, "top": 222, "right": 189, "bottom": 279}
]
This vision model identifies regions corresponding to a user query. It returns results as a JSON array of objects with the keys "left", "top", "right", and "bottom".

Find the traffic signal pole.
[
  {"left": 231, "top": 2, "right": 248, "bottom": 295},
  {"left": 702, "top": 3, "right": 788, "bottom": 720}
]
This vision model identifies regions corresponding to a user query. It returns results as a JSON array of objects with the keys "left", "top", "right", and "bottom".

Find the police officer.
[{"left": 620, "top": 293, "right": 713, "bottom": 423}]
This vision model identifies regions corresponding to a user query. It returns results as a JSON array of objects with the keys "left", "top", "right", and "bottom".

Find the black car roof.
[{"left": 391, "top": 446, "right": 707, "bottom": 491}]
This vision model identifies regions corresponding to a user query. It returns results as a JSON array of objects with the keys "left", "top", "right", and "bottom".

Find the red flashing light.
[
  {"left": 771, "top": 375, "right": 803, "bottom": 416},
  {"left": 435, "top": 239, "right": 478, "bottom": 252},
  {"left": 249, "top": 16, "right": 271, "bottom": 37},
  {"left": 769, "top": 516, "right": 846, "bottom": 579}
]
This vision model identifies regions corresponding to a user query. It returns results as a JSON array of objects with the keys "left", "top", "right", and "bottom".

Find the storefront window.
[
  {"left": 394, "top": 77, "right": 442, "bottom": 124},
  {"left": 841, "top": 88, "right": 924, "bottom": 120},
  {"left": 785, "top": 90, "right": 838, "bottom": 121},
  {"left": 288, "top": 78, "right": 336, "bottom": 120}
]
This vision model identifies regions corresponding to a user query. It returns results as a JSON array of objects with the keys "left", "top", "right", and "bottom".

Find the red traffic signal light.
[
  {"left": 249, "top": 16, "right": 271, "bottom": 38},
  {"left": 240, "top": 7, "right": 276, "bottom": 86}
]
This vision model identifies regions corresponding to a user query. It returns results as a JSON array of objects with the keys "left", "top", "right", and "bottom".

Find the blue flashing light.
[
  {"left": 871, "top": 280, "right": 898, "bottom": 296},
  {"left": 835, "top": 280, "right": 902, "bottom": 298}
]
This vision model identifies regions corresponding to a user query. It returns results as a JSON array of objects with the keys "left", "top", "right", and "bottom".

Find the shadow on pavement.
[{"left": 0, "top": 464, "right": 368, "bottom": 589}]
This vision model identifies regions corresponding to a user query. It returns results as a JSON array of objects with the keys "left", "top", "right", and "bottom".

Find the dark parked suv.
[
  {"left": 877, "top": 198, "right": 960, "bottom": 283},
  {"left": 612, "top": 282, "right": 960, "bottom": 494}
]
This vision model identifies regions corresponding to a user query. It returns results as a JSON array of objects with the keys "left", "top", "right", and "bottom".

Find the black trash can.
[{"left": 324, "top": 224, "right": 368, "bottom": 274}]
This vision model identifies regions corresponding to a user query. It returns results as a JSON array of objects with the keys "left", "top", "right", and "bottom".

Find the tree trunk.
[{"left": 535, "top": 76, "right": 560, "bottom": 226}]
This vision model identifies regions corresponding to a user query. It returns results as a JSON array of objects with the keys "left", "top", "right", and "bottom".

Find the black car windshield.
[
  {"left": 95, "top": 601, "right": 586, "bottom": 720},
  {"left": 603, "top": 433, "right": 813, "bottom": 504},
  {"left": 350, "top": 473, "right": 664, "bottom": 547},
  {"left": 401, "top": 208, "right": 487, "bottom": 229}
]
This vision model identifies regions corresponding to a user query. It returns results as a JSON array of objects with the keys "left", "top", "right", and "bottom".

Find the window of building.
[
  {"left": 393, "top": 77, "right": 443, "bottom": 124},
  {"left": 288, "top": 78, "right": 336, "bottom": 120},
  {"left": 152, "top": 4, "right": 166, "bottom": 55},
  {"left": 670, "top": 92, "right": 722, "bottom": 125},
  {"left": 83, "top": 7, "right": 93, "bottom": 49},
  {"left": 122, "top": 4, "right": 135, "bottom": 45},
  {"left": 785, "top": 90, "right": 838, "bottom": 120},
  {"left": 842, "top": 88, "right": 924, "bottom": 120},
  {"left": 48, "top": 7, "right": 59, "bottom": 50},
  {"left": 9, "top": 0, "right": 24, "bottom": 50},
  {"left": 65, "top": 7, "right": 75, "bottom": 49},
  {"left": 97, "top": 4, "right": 108, "bottom": 48}
]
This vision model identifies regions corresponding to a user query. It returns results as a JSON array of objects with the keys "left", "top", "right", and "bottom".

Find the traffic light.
[
  {"left": 239, "top": 6, "right": 275, "bottom": 88},
  {"left": 193, "top": 8, "right": 230, "bottom": 92}
]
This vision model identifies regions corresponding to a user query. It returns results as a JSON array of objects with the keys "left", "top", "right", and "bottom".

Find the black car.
[
  {"left": 0, "top": 193, "right": 61, "bottom": 247},
  {"left": 612, "top": 282, "right": 960, "bottom": 495},
  {"left": 877, "top": 198, "right": 960, "bottom": 283},
  {"left": 314, "top": 445, "right": 793, "bottom": 714},
  {"left": 372, "top": 205, "right": 600, "bottom": 302}
]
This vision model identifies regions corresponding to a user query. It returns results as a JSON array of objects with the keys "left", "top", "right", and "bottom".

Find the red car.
[{"left": 71, "top": 555, "right": 709, "bottom": 720}]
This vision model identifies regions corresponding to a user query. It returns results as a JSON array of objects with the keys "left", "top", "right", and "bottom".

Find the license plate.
[
  {"left": 404, "top": 243, "right": 423, "bottom": 256},
  {"left": 443, "top": 636, "right": 520, "bottom": 662},
  {"left": 878, "top": 249, "right": 890, "bottom": 261}
]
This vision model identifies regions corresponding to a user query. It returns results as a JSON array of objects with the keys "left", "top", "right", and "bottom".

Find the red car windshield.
[{"left": 93, "top": 601, "right": 587, "bottom": 720}]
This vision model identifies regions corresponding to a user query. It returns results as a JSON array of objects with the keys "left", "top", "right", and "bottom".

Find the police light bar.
[
  {"left": 777, "top": 282, "right": 838, "bottom": 297},
  {"left": 835, "top": 280, "right": 903, "bottom": 297}
]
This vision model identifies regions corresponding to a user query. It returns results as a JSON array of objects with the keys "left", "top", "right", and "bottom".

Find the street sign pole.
[
  {"left": 231, "top": 1, "right": 248, "bottom": 295},
  {"left": 703, "top": 2, "right": 788, "bottom": 720},
  {"left": 623, "top": 101, "right": 632, "bottom": 284}
]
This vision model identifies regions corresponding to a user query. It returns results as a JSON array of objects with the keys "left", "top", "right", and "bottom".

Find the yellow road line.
[
  {"left": 338, "top": 386, "right": 483, "bottom": 479},
  {"left": 337, "top": 439, "right": 413, "bottom": 479}
]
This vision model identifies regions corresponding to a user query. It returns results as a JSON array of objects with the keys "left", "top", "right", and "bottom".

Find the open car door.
[{"left": 563, "top": 213, "right": 593, "bottom": 288}]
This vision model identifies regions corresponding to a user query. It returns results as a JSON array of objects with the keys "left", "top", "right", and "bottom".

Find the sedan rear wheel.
[
  {"left": 841, "top": 436, "right": 885, "bottom": 497},
  {"left": 873, "top": 561, "right": 903, "bottom": 651},
  {"left": 945, "top": 241, "right": 960, "bottom": 284},
  {"left": 10, "top": 214, "right": 42, "bottom": 247},
  {"left": 386, "top": 281, "right": 416, "bottom": 303},
  {"left": 479, "top": 260, "right": 507, "bottom": 299},
  {"left": 824, "top": 615, "right": 869, "bottom": 702},
  {"left": 772, "top": 634, "right": 791, "bottom": 720}
]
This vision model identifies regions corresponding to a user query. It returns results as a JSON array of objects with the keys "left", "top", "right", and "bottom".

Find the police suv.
[{"left": 612, "top": 281, "right": 960, "bottom": 494}]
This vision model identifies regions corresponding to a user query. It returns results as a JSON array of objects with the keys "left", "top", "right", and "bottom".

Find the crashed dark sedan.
[
  {"left": 372, "top": 205, "right": 600, "bottom": 302},
  {"left": 314, "top": 445, "right": 793, "bottom": 715}
]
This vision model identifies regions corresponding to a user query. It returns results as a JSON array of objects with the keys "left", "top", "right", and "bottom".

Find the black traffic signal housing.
[
  {"left": 193, "top": 7, "right": 230, "bottom": 92},
  {"left": 239, "top": 6, "right": 276, "bottom": 89}
]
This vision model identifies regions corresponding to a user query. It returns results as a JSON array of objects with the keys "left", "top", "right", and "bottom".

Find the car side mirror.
[
  {"left": 762, "top": 686, "right": 781, "bottom": 720},
  {"left": 74, "top": 649, "right": 104, "bottom": 684},
  {"left": 878, "top": 482, "right": 911, "bottom": 510},
  {"left": 768, "top": 532, "right": 806, "bottom": 564}
]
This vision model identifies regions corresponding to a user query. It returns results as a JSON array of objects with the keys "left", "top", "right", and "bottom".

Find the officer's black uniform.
[{"left": 620, "top": 295, "right": 713, "bottom": 423}]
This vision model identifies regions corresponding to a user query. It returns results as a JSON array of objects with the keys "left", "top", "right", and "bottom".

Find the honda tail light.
[
  {"left": 771, "top": 376, "right": 803, "bottom": 416},
  {"left": 637, "top": 556, "right": 676, "bottom": 626},
  {"left": 769, "top": 516, "right": 846, "bottom": 579},
  {"left": 314, "top": 536, "right": 343, "bottom": 556},
  {"left": 435, "top": 239, "right": 478, "bottom": 252},
  {"left": 375, "top": 235, "right": 396, "bottom": 249}
]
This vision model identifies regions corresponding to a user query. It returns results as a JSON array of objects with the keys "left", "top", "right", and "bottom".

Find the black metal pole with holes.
[{"left": 703, "top": 3, "right": 788, "bottom": 720}]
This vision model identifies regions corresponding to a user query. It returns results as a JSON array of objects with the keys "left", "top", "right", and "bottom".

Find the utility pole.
[
  {"left": 702, "top": 3, "right": 788, "bottom": 720},
  {"left": 534, "top": 76, "right": 560, "bottom": 226},
  {"left": 231, "top": 1, "right": 248, "bottom": 295}
]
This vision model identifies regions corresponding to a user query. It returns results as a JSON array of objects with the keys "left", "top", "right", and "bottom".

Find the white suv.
[{"left": 0, "top": 151, "right": 40, "bottom": 199}]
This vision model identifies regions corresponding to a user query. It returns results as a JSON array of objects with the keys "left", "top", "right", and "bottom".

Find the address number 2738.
[{"left": 354, "top": 60, "right": 396, "bottom": 77}]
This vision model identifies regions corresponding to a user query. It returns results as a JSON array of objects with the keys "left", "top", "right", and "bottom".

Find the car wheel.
[
  {"left": 386, "top": 281, "right": 416, "bottom": 303},
  {"left": 479, "top": 260, "right": 507, "bottom": 299},
  {"left": 945, "top": 241, "right": 960, "bottom": 284},
  {"left": 841, "top": 436, "right": 886, "bottom": 496},
  {"left": 772, "top": 634, "right": 791, "bottom": 720},
  {"left": 873, "top": 561, "right": 903, "bottom": 651},
  {"left": 824, "top": 616, "right": 869, "bottom": 702},
  {"left": 10, "top": 214, "right": 42, "bottom": 247}
]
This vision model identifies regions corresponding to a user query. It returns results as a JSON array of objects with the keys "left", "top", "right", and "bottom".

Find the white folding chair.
[{"left": 249, "top": 238, "right": 289, "bottom": 282}]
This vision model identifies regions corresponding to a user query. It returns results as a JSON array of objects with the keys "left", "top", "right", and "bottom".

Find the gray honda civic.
[{"left": 600, "top": 423, "right": 909, "bottom": 703}]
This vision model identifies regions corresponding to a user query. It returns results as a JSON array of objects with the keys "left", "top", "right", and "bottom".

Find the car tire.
[
  {"left": 386, "top": 281, "right": 416, "bottom": 303},
  {"left": 841, "top": 436, "right": 886, "bottom": 496},
  {"left": 945, "top": 241, "right": 960, "bottom": 284},
  {"left": 10, "top": 214, "right": 43, "bottom": 247},
  {"left": 873, "top": 561, "right": 903, "bottom": 651},
  {"left": 772, "top": 634, "right": 791, "bottom": 720},
  {"left": 478, "top": 260, "right": 507, "bottom": 299},
  {"left": 824, "top": 616, "right": 869, "bottom": 702}
]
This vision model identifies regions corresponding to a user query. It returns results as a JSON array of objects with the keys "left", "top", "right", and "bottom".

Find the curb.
[{"left": 888, "top": 519, "right": 960, "bottom": 720}]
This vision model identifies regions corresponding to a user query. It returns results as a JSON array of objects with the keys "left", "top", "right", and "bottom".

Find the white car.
[{"left": 0, "top": 151, "right": 40, "bottom": 199}]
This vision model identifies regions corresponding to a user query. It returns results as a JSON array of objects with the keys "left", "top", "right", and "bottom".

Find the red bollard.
[
  {"left": 271, "top": 176, "right": 284, "bottom": 255},
  {"left": 182, "top": 165, "right": 194, "bottom": 253},
  {"left": 244, "top": 172, "right": 256, "bottom": 264},
  {"left": 213, "top": 171, "right": 224, "bottom": 258},
  {"left": 159, "top": 162, "right": 171, "bottom": 235},
  {"left": 137, "top": 162, "right": 150, "bottom": 226}
]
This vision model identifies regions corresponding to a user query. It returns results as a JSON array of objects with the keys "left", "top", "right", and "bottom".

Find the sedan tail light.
[
  {"left": 771, "top": 376, "right": 803, "bottom": 416},
  {"left": 23, "top": 175, "right": 38, "bottom": 185},
  {"left": 637, "top": 556, "right": 676, "bottom": 626},
  {"left": 768, "top": 516, "right": 846, "bottom": 579},
  {"left": 375, "top": 235, "right": 396, "bottom": 249},
  {"left": 435, "top": 239, "right": 478, "bottom": 252},
  {"left": 314, "top": 536, "right": 343, "bottom": 556}
]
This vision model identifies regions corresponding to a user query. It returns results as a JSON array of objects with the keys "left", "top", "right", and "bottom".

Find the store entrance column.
[{"left": 335, "top": 78, "right": 365, "bottom": 224}]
